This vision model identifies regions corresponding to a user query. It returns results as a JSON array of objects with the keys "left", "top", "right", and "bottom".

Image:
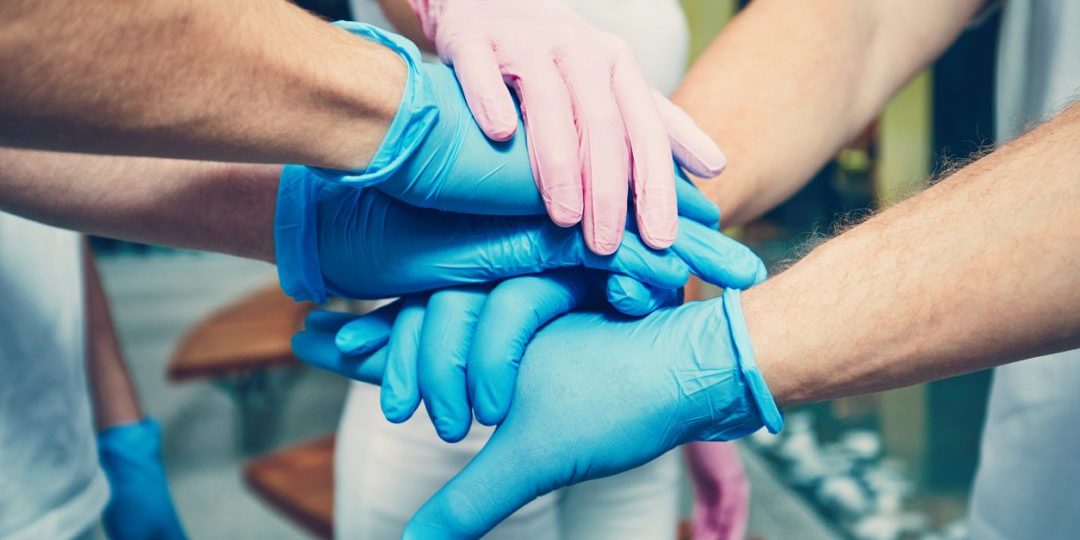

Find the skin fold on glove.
[
  {"left": 291, "top": 289, "right": 782, "bottom": 539},
  {"left": 326, "top": 19, "right": 727, "bottom": 254}
]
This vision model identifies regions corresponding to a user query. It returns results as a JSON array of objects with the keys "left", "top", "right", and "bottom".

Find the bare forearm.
[
  {"left": 85, "top": 246, "right": 143, "bottom": 430},
  {"left": 673, "top": 0, "right": 982, "bottom": 226},
  {"left": 0, "top": 148, "right": 280, "bottom": 261},
  {"left": 745, "top": 103, "right": 1080, "bottom": 406},
  {"left": 0, "top": 0, "right": 403, "bottom": 169}
]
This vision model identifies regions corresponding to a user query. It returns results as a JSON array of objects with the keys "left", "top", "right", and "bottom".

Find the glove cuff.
[
  {"left": 722, "top": 289, "right": 784, "bottom": 434},
  {"left": 311, "top": 21, "right": 439, "bottom": 186},
  {"left": 97, "top": 418, "right": 163, "bottom": 463},
  {"left": 275, "top": 165, "right": 329, "bottom": 303}
]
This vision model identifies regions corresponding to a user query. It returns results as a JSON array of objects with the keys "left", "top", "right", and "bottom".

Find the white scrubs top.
[
  {"left": 0, "top": 214, "right": 108, "bottom": 539},
  {"left": 967, "top": 1, "right": 1080, "bottom": 538}
]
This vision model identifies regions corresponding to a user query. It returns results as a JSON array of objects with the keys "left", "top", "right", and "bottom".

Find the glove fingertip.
[
  {"left": 381, "top": 392, "right": 419, "bottom": 424},
  {"left": 478, "top": 112, "right": 518, "bottom": 141},
  {"left": 472, "top": 382, "right": 511, "bottom": 426},
  {"left": 680, "top": 147, "right": 727, "bottom": 179},
  {"left": 434, "top": 417, "right": 471, "bottom": 444},
  {"left": 335, "top": 330, "right": 374, "bottom": 356}
]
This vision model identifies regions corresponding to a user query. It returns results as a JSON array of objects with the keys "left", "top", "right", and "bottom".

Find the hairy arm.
[
  {"left": 0, "top": 148, "right": 280, "bottom": 261},
  {"left": 674, "top": 0, "right": 985, "bottom": 226},
  {"left": 0, "top": 0, "right": 403, "bottom": 169},
  {"left": 746, "top": 103, "right": 1080, "bottom": 405}
]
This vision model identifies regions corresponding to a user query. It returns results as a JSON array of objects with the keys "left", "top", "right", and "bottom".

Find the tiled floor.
[{"left": 94, "top": 252, "right": 838, "bottom": 540}]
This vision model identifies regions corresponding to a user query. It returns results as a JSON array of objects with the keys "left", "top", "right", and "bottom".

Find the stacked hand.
[
  {"left": 293, "top": 290, "right": 782, "bottom": 539},
  {"left": 275, "top": 164, "right": 759, "bottom": 304},
  {"left": 324, "top": 20, "right": 727, "bottom": 254},
  {"left": 271, "top": 21, "right": 773, "bottom": 538},
  {"left": 331, "top": 216, "right": 764, "bottom": 441}
]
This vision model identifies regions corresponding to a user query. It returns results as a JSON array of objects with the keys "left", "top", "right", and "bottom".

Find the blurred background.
[{"left": 87, "top": 1, "right": 1000, "bottom": 539}]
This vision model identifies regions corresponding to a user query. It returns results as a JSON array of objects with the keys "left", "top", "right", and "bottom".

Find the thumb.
[
  {"left": 291, "top": 311, "right": 387, "bottom": 385},
  {"left": 404, "top": 426, "right": 546, "bottom": 539}
]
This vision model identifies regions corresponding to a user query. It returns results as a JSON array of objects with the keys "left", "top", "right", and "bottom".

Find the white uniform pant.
[{"left": 335, "top": 383, "right": 680, "bottom": 540}]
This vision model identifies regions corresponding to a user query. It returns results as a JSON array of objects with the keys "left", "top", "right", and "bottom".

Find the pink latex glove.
[
  {"left": 686, "top": 442, "right": 750, "bottom": 540},
  {"left": 405, "top": 0, "right": 728, "bottom": 255}
]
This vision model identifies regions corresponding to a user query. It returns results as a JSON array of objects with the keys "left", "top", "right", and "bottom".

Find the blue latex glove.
[
  {"left": 317, "top": 22, "right": 725, "bottom": 252},
  {"left": 97, "top": 419, "right": 186, "bottom": 540},
  {"left": 274, "top": 166, "right": 752, "bottom": 303},
  {"left": 291, "top": 289, "right": 783, "bottom": 539},
  {"left": 335, "top": 216, "right": 766, "bottom": 440}
]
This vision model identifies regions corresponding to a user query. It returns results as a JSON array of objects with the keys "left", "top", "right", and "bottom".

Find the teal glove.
[
  {"left": 274, "top": 166, "right": 753, "bottom": 303},
  {"left": 292, "top": 290, "right": 782, "bottom": 539},
  {"left": 97, "top": 419, "right": 186, "bottom": 540},
  {"left": 336, "top": 271, "right": 651, "bottom": 440},
  {"left": 317, "top": 22, "right": 724, "bottom": 252},
  {"left": 335, "top": 215, "right": 766, "bottom": 441}
]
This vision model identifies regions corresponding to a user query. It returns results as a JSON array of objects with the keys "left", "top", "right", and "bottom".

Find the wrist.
[
  {"left": 720, "top": 289, "right": 784, "bottom": 433},
  {"left": 740, "top": 277, "right": 801, "bottom": 407},
  {"left": 686, "top": 293, "right": 783, "bottom": 443},
  {"left": 315, "top": 22, "right": 439, "bottom": 184},
  {"left": 274, "top": 166, "right": 330, "bottom": 303}
]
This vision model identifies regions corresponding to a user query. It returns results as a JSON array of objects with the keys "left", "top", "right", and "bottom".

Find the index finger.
[{"left": 612, "top": 49, "right": 678, "bottom": 250}]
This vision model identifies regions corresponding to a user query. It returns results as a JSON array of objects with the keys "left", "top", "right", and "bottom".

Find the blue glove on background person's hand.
[
  {"left": 291, "top": 289, "right": 783, "bottom": 539},
  {"left": 333, "top": 214, "right": 767, "bottom": 442},
  {"left": 97, "top": 419, "right": 186, "bottom": 540},
  {"left": 318, "top": 22, "right": 727, "bottom": 253},
  {"left": 273, "top": 165, "right": 754, "bottom": 304}
]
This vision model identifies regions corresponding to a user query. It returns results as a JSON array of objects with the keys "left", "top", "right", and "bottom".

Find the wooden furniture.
[
  {"left": 168, "top": 285, "right": 312, "bottom": 380},
  {"left": 244, "top": 435, "right": 336, "bottom": 540},
  {"left": 168, "top": 284, "right": 314, "bottom": 453}
]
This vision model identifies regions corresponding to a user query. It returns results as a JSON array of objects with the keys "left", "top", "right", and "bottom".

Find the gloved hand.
[
  {"left": 292, "top": 289, "right": 783, "bottom": 539},
  {"left": 325, "top": 21, "right": 727, "bottom": 254},
  {"left": 334, "top": 216, "right": 766, "bottom": 441},
  {"left": 274, "top": 165, "right": 749, "bottom": 303},
  {"left": 97, "top": 419, "right": 187, "bottom": 540}
]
